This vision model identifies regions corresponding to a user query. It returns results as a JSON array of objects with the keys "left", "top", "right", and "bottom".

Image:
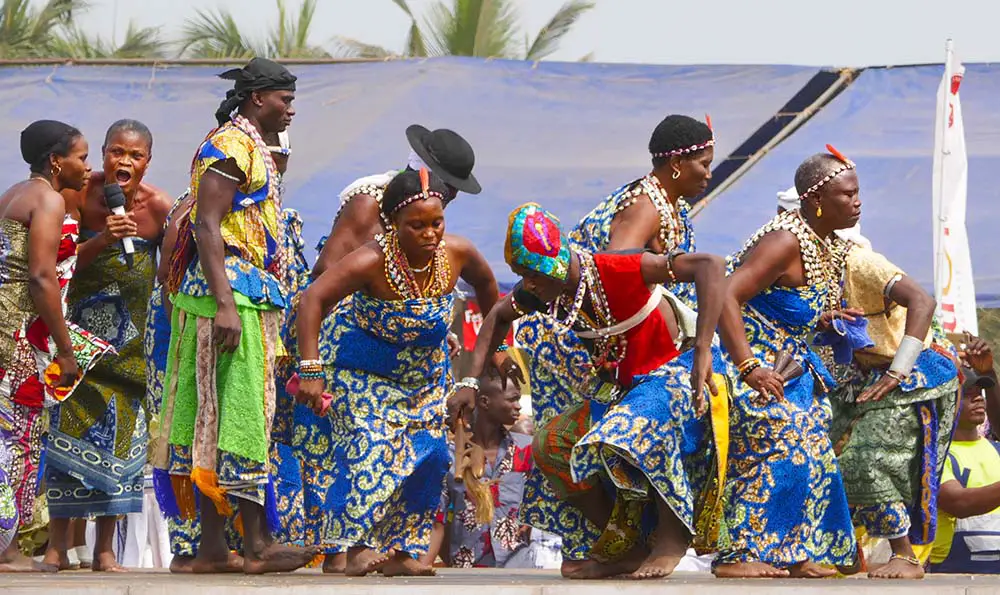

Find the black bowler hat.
[
  {"left": 406, "top": 124, "right": 481, "bottom": 195},
  {"left": 963, "top": 367, "right": 996, "bottom": 393}
]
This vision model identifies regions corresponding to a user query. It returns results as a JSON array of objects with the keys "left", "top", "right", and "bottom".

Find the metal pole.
[{"left": 934, "top": 39, "right": 954, "bottom": 298}]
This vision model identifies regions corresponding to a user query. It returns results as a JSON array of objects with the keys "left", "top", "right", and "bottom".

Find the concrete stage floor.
[{"left": 6, "top": 569, "right": 1000, "bottom": 595}]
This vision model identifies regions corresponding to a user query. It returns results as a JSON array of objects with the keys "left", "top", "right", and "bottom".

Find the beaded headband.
[
  {"left": 651, "top": 113, "right": 714, "bottom": 159},
  {"left": 798, "top": 144, "right": 856, "bottom": 200},
  {"left": 388, "top": 167, "right": 444, "bottom": 215},
  {"left": 505, "top": 203, "right": 571, "bottom": 281}
]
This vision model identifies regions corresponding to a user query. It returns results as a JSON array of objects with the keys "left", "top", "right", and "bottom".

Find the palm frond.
[
  {"left": 179, "top": 7, "right": 253, "bottom": 59},
  {"left": 112, "top": 21, "right": 165, "bottom": 58},
  {"left": 331, "top": 35, "right": 397, "bottom": 59},
  {"left": 524, "top": 0, "right": 593, "bottom": 61}
]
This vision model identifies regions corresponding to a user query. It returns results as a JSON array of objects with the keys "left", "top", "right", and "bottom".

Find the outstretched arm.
[
  {"left": 939, "top": 479, "right": 1000, "bottom": 519},
  {"left": 312, "top": 196, "right": 381, "bottom": 279},
  {"left": 446, "top": 294, "right": 522, "bottom": 428}
]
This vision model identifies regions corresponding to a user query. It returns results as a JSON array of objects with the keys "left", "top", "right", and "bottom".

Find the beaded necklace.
[
  {"left": 732, "top": 209, "right": 850, "bottom": 311},
  {"left": 377, "top": 230, "right": 451, "bottom": 299},
  {"left": 576, "top": 251, "right": 627, "bottom": 371},
  {"left": 548, "top": 251, "right": 588, "bottom": 331},
  {"left": 612, "top": 174, "right": 684, "bottom": 251}
]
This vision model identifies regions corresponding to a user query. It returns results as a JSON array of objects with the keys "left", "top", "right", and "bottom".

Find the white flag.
[{"left": 932, "top": 44, "right": 977, "bottom": 335}]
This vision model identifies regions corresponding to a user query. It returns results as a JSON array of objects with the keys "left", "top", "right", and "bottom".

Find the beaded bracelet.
[
  {"left": 889, "top": 553, "right": 922, "bottom": 567},
  {"left": 452, "top": 381, "right": 479, "bottom": 394},
  {"left": 736, "top": 357, "right": 761, "bottom": 375},
  {"left": 739, "top": 362, "right": 761, "bottom": 381},
  {"left": 298, "top": 370, "right": 326, "bottom": 381},
  {"left": 496, "top": 344, "right": 509, "bottom": 353},
  {"left": 299, "top": 359, "right": 324, "bottom": 369}
]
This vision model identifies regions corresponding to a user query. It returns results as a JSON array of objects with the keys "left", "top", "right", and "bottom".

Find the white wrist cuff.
[{"left": 889, "top": 335, "right": 923, "bottom": 378}]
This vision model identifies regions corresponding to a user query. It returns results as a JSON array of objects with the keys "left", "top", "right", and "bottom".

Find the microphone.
[{"left": 103, "top": 183, "right": 134, "bottom": 269}]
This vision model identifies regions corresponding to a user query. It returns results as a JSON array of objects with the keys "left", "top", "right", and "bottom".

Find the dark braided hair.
[
  {"left": 649, "top": 115, "right": 714, "bottom": 169},
  {"left": 382, "top": 169, "right": 449, "bottom": 219}
]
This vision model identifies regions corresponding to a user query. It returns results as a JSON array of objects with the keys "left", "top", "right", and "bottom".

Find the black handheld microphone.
[{"left": 103, "top": 183, "right": 134, "bottom": 269}]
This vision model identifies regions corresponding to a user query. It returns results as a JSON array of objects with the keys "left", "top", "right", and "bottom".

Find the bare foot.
[
  {"left": 713, "top": 561, "right": 790, "bottom": 578},
  {"left": 788, "top": 560, "right": 837, "bottom": 578},
  {"left": 322, "top": 553, "right": 346, "bottom": 574},
  {"left": 627, "top": 531, "right": 687, "bottom": 580},
  {"left": 41, "top": 547, "right": 72, "bottom": 571},
  {"left": 190, "top": 551, "right": 245, "bottom": 574},
  {"left": 345, "top": 548, "right": 393, "bottom": 577},
  {"left": 244, "top": 543, "right": 320, "bottom": 575},
  {"left": 92, "top": 551, "right": 128, "bottom": 573},
  {"left": 868, "top": 557, "right": 924, "bottom": 579},
  {"left": 0, "top": 548, "right": 58, "bottom": 573},
  {"left": 169, "top": 555, "right": 196, "bottom": 574},
  {"left": 382, "top": 553, "right": 436, "bottom": 577}
]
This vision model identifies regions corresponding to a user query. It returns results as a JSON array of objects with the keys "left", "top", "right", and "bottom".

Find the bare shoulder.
[
  {"left": 144, "top": 183, "right": 175, "bottom": 215},
  {"left": 743, "top": 229, "right": 800, "bottom": 264},
  {"left": 338, "top": 192, "right": 381, "bottom": 221}
]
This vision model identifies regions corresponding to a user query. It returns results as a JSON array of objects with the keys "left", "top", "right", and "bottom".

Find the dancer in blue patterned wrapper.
[
  {"left": 452, "top": 203, "right": 733, "bottom": 580},
  {"left": 514, "top": 115, "right": 714, "bottom": 577},
  {"left": 295, "top": 168, "right": 498, "bottom": 577},
  {"left": 280, "top": 126, "right": 480, "bottom": 573},
  {"left": 712, "top": 147, "right": 862, "bottom": 578}
]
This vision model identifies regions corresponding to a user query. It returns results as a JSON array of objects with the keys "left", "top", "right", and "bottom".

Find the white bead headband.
[
  {"left": 798, "top": 144, "right": 856, "bottom": 200},
  {"left": 651, "top": 138, "right": 715, "bottom": 159}
]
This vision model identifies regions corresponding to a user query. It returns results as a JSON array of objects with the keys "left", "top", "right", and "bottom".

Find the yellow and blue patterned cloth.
[
  {"left": 516, "top": 179, "right": 701, "bottom": 561},
  {"left": 321, "top": 292, "right": 454, "bottom": 556},
  {"left": 716, "top": 277, "right": 857, "bottom": 568},
  {"left": 179, "top": 121, "right": 286, "bottom": 308}
]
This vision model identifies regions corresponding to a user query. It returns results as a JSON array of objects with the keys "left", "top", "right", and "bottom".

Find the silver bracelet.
[
  {"left": 207, "top": 165, "right": 241, "bottom": 183},
  {"left": 458, "top": 376, "right": 480, "bottom": 391},
  {"left": 889, "top": 335, "right": 923, "bottom": 378},
  {"left": 453, "top": 381, "right": 479, "bottom": 394},
  {"left": 884, "top": 273, "right": 904, "bottom": 298}
]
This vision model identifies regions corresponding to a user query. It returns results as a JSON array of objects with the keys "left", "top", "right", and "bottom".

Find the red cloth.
[{"left": 592, "top": 253, "right": 679, "bottom": 387}]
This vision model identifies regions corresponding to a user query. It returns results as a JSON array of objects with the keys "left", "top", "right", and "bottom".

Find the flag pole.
[{"left": 934, "top": 39, "right": 954, "bottom": 308}]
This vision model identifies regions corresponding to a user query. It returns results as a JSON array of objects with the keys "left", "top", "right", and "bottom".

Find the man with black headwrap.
[{"left": 159, "top": 57, "right": 318, "bottom": 574}]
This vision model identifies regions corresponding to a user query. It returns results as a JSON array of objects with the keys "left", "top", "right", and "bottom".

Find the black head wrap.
[
  {"left": 20, "top": 119, "right": 81, "bottom": 172},
  {"left": 214, "top": 58, "right": 297, "bottom": 125}
]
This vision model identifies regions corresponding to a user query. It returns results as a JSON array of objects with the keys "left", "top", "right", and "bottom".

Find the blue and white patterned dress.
[
  {"left": 516, "top": 178, "right": 697, "bottom": 561},
  {"left": 322, "top": 292, "right": 454, "bottom": 556}
]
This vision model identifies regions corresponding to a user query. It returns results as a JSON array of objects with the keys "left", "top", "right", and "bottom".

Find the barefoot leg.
[
  {"left": 92, "top": 516, "right": 127, "bottom": 572},
  {"left": 191, "top": 494, "right": 242, "bottom": 573},
  {"left": 169, "top": 555, "right": 196, "bottom": 574},
  {"left": 322, "top": 553, "right": 346, "bottom": 574},
  {"left": 0, "top": 542, "right": 58, "bottom": 573},
  {"left": 713, "top": 561, "right": 790, "bottom": 578},
  {"left": 240, "top": 499, "right": 318, "bottom": 574},
  {"left": 563, "top": 547, "right": 648, "bottom": 580},
  {"left": 40, "top": 517, "right": 71, "bottom": 570},
  {"left": 627, "top": 498, "right": 689, "bottom": 580},
  {"left": 382, "top": 551, "right": 436, "bottom": 577},
  {"left": 868, "top": 537, "right": 924, "bottom": 579},
  {"left": 345, "top": 547, "right": 393, "bottom": 577},
  {"left": 788, "top": 560, "right": 837, "bottom": 578}
]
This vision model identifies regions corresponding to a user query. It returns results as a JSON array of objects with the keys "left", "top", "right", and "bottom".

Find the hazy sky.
[{"left": 75, "top": 0, "right": 1000, "bottom": 66}]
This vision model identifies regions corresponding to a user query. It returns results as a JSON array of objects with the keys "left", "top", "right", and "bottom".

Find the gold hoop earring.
[
  {"left": 816, "top": 205, "right": 823, "bottom": 218},
  {"left": 671, "top": 169, "right": 680, "bottom": 180}
]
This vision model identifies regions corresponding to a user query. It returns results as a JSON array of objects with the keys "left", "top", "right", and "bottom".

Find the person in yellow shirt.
[{"left": 930, "top": 356, "right": 1000, "bottom": 573}]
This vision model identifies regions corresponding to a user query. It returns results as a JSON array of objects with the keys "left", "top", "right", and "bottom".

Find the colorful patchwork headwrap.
[{"left": 505, "top": 203, "right": 571, "bottom": 281}]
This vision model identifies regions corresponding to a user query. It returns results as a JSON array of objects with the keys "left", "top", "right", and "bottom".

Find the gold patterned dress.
[{"left": 0, "top": 215, "right": 112, "bottom": 524}]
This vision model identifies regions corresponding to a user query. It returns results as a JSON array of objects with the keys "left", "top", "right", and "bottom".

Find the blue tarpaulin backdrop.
[{"left": 0, "top": 58, "right": 996, "bottom": 302}]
